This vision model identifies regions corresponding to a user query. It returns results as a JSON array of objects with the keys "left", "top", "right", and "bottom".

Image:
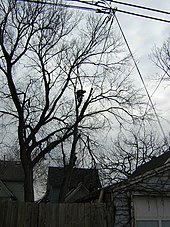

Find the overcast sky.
[
  {"left": 71, "top": 0, "right": 170, "bottom": 135},
  {"left": 109, "top": 1, "right": 170, "bottom": 135},
  {"left": 71, "top": 0, "right": 170, "bottom": 136}
]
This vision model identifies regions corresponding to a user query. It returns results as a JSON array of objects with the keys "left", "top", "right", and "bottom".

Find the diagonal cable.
[{"left": 115, "top": 15, "right": 167, "bottom": 141}]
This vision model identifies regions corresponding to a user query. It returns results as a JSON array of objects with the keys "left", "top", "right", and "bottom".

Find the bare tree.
[
  {"left": 98, "top": 125, "right": 169, "bottom": 184},
  {"left": 151, "top": 36, "right": 170, "bottom": 77},
  {"left": 0, "top": 0, "right": 144, "bottom": 201}
]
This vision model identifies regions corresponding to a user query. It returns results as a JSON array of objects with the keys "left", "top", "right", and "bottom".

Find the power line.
[
  {"left": 108, "top": 0, "right": 170, "bottom": 16},
  {"left": 62, "top": 0, "right": 170, "bottom": 23},
  {"left": 114, "top": 15, "right": 167, "bottom": 141},
  {"left": 17, "top": 0, "right": 97, "bottom": 12},
  {"left": 116, "top": 8, "right": 170, "bottom": 24},
  {"left": 137, "top": 73, "right": 167, "bottom": 138},
  {"left": 80, "top": 0, "right": 170, "bottom": 23},
  {"left": 150, "top": 73, "right": 167, "bottom": 98},
  {"left": 92, "top": 12, "right": 116, "bottom": 86},
  {"left": 17, "top": 0, "right": 168, "bottom": 139},
  {"left": 135, "top": 73, "right": 168, "bottom": 143},
  {"left": 18, "top": 0, "right": 170, "bottom": 24},
  {"left": 144, "top": 72, "right": 168, "bottom": 117}
]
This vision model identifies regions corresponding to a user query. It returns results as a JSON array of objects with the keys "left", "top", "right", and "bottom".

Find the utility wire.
[
  {"left": 92, "top": 11, "right": 115, "bottom": 86},
  {"left": 107, "top": 0, "right": 170, "bottom": 16},
  {"left": 144, "top": 72, "right": 167, "bottom": 119},
  {"left": 115, "top": 15, "right": 167, "bottom": 141},
  {"left": 69, "top": 0, "right": 170, "bottom": 23},
  {"left": 68, "top": 0, "right": 170, "bottom": 17},
  {"left": 150, "top": 73, "right": 167, "bottom": 98},
  {"left": 79, "top": 0, "right": 170, "bottom": 24},
  {"left": 18, "top": 0, "right": 168, "bottom": 140},
  {"left": 134, "top": 72, "right": 168, "bottom": 143},
  {"left": 18, "top": 0, "right": 97, "bottom": 12},
  {"left": 18, "top": 0, "right": 170, "bottom": 24},
  {"left": 116, "top": 8, "right": 170, "bottom": 24}
]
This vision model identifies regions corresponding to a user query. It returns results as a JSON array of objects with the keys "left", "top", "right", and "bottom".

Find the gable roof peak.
[{"left": 47, "top": 166, "right": 101, "bottom": 191}]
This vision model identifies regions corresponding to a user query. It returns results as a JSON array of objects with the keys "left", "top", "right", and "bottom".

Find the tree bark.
[
  {"left": 58, "top": 165, "right": 73, "bottom": 203},
  {"left": 58, "top": 125, "right": 79, "bottom": 202},
  {"left": 23, "top": 164, "right": 34, "bottom": 202},
  {"left": 20, "top": 142, "right": 34, "bottom": 201}
]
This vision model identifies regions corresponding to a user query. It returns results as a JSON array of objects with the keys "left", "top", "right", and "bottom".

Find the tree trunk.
[
  {"left": 23, "top": 163, "right": 34, "bottom": 202},
  {"left": 59, "top": 125, "right": 79, "bottom": 202},
  {"left": 58, "top": 165, "right": 73, "bottom": 203},
  {"left": 20, "top": 148, "right": 34, "bottom": 202}
]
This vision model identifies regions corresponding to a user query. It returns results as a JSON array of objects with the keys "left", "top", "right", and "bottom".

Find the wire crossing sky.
[
  {"left": 18, "top": 0, "right": 170, "bottom": 136},
  {"left": 106, "top": 0, "right": 170, "bottom": 16},
  {"left": 20, "top": 0, "right": 170, "bottom": 24}
]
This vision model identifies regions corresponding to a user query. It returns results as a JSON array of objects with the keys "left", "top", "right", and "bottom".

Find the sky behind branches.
[
  {"left": 66, "top": 0, "right": 170, "bottom": 135},
  {"left": 110, "top": 1, "right": 170, "bottom": 135}
]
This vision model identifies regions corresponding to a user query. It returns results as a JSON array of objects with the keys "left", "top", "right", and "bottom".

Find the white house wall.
[
  {"left": 110, "top": 167, "right": 170, "bottom": 227},
  {"left": 112, "top": 191, "right": 131, "bottom": 227}
]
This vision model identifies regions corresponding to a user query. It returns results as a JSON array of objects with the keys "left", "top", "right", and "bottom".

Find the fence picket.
[{"left": 0, "top": 201, "right": 114, "bottom": 227}]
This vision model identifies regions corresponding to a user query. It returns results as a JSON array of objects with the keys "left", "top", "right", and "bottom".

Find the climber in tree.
[{"left": 76, "top": 90, "right": 86, "bottom": 108}]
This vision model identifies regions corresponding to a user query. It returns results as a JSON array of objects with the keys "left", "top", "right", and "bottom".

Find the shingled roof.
[
  {"left": 0, "top": 160, "right": 24, "bottom": 182},
  {"left": 131, "top": 151, "right": 170, "bottom": 178},
  {"left": 48, "top": 167, "right": 101, "bottom": 192}
]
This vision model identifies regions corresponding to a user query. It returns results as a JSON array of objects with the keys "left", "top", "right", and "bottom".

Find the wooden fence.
[{"left": 0, "top": 201, "right": 115, "bottom": 227}]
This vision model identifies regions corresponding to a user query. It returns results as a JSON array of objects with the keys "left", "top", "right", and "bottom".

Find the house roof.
[
  {"left": 130, "top": 150, "right": 170, "bottom": 178},
  {"left": 0, "top": 179, "right": 16, "bottom": 199},
  {"left": 79, "top": 151, "right": 170, "bottom": 202},
  {"left": 65, "top": 182, "right": 89, "bottom": 202},
  {"left": 0, "top": 160, "right": 24, "bottom": 182},
  {"left": 48, "top": 167, "right": 101, "bottom": 192},
  {"left": 103, "top": 150, "right": 170, "bottom": 193}
]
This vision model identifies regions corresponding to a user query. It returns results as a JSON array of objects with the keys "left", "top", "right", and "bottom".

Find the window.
[
  {"left": 136, "top": 220, "right": 159, "bottom": 227},
  {"left": 134, "top": 196, "right": 170, "bottom": 227},
  {"left": 162, "top": 220, "right": 170, "bottom": 227},
  {"left": 136, "top": 220, "right": 170, "bottom": 227}
]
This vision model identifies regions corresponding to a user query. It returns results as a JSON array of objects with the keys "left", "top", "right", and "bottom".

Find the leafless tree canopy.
[
  {"left": 0, "top": 0, "right": 145, "bottom": 201},
  {"left": 98, "top": 125, "right": 169, "bottom": 185},
  {"left": 151, "top": 36, "right": 170, "bottom": 78}
]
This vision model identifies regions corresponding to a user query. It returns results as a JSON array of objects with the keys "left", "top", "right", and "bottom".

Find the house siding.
[
  {"left": 5, "top": 182, "right": 24, "bottom": 201},
  {"left": 134, "top": 195, "right": 170, "bottom": 220},
  {"left": 0, "top": 160, "right": 24, "bottom": 201},
  {"left": 112, "top": 191, "right": 132, "bottom": 227},
  {"left": 137, "top": 169, "right": 170, "bottom": 192},
  {"left": 110, "top": 168, "right": 170, "bottom": 227}
]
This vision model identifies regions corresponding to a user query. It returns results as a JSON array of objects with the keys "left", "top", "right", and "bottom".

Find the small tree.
[{"left": 0, "top": 0, "right": 144, "bottom": 201}]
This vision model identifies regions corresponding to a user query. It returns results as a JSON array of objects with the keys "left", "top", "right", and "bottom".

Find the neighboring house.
[
  {"left": 0, "top": 160, "right": 24, "bottom": 201},
  {"left": 80, "top": 151, "right": 170, "bottom": 227},
  {"left": 42, "top": 167, "right": 101, "bottom": 203}
]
